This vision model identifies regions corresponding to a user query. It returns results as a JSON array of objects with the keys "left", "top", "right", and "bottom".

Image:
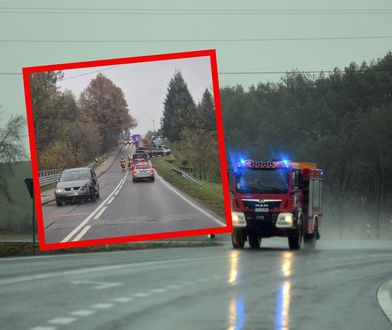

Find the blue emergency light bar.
[{"left": 237, "top": 159, "right": 291, "bottom": 169}]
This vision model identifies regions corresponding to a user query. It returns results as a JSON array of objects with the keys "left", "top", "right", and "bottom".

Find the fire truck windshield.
[{"left": 236, "top": 168, "right": 289, "bottom": 194}]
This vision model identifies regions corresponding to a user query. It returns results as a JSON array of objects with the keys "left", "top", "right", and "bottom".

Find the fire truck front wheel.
[
  {"left": 288, "top": 218, "right": 303, "bottom": 250},
  {"left": 231, "top": 231, "right": 245, "bottom": 249}
]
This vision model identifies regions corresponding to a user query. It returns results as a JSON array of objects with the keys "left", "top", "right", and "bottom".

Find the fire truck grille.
[{"left": 242, "top": 200, "right": 281, "bottom": 210}]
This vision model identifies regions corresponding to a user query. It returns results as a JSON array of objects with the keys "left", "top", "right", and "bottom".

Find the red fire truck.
[{"left": 229, "top": 159, "right": 324, "bottom": 250}]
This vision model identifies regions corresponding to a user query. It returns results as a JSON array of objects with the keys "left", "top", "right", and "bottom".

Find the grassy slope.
[
  {"left": 151, "top": 157, "right": 225, "bottom": 217},
  {"left": 0, "top": 161, "right": 33, "bottom": 234}
]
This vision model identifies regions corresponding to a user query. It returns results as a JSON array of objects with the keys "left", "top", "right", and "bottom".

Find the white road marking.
[
  {"left": 30, "top": 327, "right": 57, "bottom": 330},
  {"left": 166, "top": 284, "right": 181, "bottom": 289},
  {"left": 156, "top": 172, "right": 226, "bottom": 227},
  {"left": 181, "top": 281, "right": 194, "bottom": 286},
  {"left": 61, "top": 172, "right": 127, "bottom": 242},
  {"left": 133, "top": 292, "right": 151, "bottom": 298},
  {"left": 70, "top": 310, "right": 96, "bottom": 317},
  {"left": 377, "top": 279, "right": 392, "bottom": 323},
  {"left": 91, "top": 303, "right": 114, "bottom": 309},
  {"left": 93, "top": 206, "right": 107, "bottom": 220},
  {"left": 198, "top": 278, "right": 209, "bottom": 283},
  {"left": 71, "top": 280, "right": 123, "bottom": 290},
  {"left": 72, "top": 225, "right": 91, "bottom": 241},
  {"left": 150, "top": 288, "right": 168, "bottom": 293},
  {"left": 0, "top": 256, "right": 223, "bottom": 285},
  {"left": 112, "top": 297, "right": 134, "bottom": 303},
  {"left": 47, "top": 317, "right": 76, "bottom": 325},
  {"left": 107, "top": 196, "right": 115, "bottom": 205}
]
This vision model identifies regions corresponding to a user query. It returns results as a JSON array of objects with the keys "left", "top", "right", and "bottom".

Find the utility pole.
[
  {"left": 24, "top": 178, "right": 36, "bottom": 254},
  {"left": 149, "top": 118, "right": 156, "bottom": 133}
]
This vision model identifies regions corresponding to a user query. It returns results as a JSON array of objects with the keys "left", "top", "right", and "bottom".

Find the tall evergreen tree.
[
  {"left": 197, "top": 89, "right": 216, "bottom": 131},
  {"left": 161, "top": 71, "right": 195, "bottom": 142}
]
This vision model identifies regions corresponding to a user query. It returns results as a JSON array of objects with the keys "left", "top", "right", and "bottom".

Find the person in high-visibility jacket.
[{"left": 120, "top": 157, "right": 126, "bottom": 171}]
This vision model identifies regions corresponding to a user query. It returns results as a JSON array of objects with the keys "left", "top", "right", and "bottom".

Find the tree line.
[
  {"left": 221, "top": 52, "right": 392, "bottom": 238},
  {"left": 161, "top": 71, "right": 221, "bottom": 182},
  {"left": 31, "top": 72, "right": 136, "bottom": 170}
]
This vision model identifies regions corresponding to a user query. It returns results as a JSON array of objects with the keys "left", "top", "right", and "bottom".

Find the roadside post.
[
  {"left": 24, "top": 178, "right": 36, "bottom": 254},
  {"left": 208, "top": 234, "right": 215, "bottom": 244}
]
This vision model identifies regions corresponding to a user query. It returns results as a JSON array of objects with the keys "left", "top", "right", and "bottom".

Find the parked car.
[
  {"left": 132, "top": 162, "right": 155, "bottom": 182},
  {"left": 55, "top": 167, "right": 99, "bottom": 206},
  {"left": 158, "top": 144, "right": 171, "bottom": 155}
]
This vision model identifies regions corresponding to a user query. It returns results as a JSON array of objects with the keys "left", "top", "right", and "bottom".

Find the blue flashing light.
[
  {"left": 282, "top": 159, "right": 289, "bottom": 167},
  {"left": 240, "top": 158, "right": 247, "bottom": 165}
]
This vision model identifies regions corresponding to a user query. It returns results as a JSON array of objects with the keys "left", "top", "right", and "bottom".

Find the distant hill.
[{"left": 0, "top": 161, "right": 33, "bottom": 233}]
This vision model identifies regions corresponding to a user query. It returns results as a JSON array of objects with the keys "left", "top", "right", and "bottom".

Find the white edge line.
[
  {"left": 377, "top": 279, "right": 392, "bottom": 323},
  {"left": 60, "top": 172, "right": 127, "bottom": 242},
  {"left": 107, "top": 196, "right": 115, "bottom": 205},
  {"left": 155, "top": 172, "right": 226, "bottom": 227},
  {"left": 72, "top": 225, "right": 91, "bottom": 242}
]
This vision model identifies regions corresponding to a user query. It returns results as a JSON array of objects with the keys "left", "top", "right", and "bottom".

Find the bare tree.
[{"left": 0, "top": 111, "right": 26, "bottom": 200}]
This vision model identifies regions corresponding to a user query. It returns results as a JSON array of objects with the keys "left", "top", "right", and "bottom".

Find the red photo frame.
[{"left": 22, "top": 49, "right": 233, "bottom": 251}]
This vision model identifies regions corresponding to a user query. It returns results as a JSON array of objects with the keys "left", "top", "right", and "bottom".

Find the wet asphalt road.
[
  {"left": 42, "top": 144, "right": 225, "bottom": 244},
  {"left": 1, "top": 239, "right": 391, "bottom": 330}
]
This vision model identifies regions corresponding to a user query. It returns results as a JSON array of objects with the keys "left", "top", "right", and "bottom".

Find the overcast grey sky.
[
  {"left": 0, "top": 0, "right": 391, "bottom": 154},
  {"left": 58, "top": 56, "right": 213, "bottom": 136}
]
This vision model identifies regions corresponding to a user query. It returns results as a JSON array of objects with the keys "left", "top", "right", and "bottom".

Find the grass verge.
[{"left": 151, "top": 157, "right": 225, "bottom": 217}]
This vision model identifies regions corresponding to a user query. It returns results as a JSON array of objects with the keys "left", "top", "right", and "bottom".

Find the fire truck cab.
[{"left": 230, "top": 159, "right": 324, "bottom": 250}]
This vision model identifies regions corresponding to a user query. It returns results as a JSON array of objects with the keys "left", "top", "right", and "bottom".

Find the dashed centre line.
[
  {"left": 70, "top": 310, "right": 96, "bottom": 317},
  {"left": 133, "top": 292, "right": 151, "bottom": 298},
  {"left": 72, "top": 225, "right": 91, "bottom": 241},
  {"left": 150, "top": 288, "right": 168, "bottom": 293},
  {"left": 31, "top": 276, "right": 215, "bottom": 330},
  {"left": 91, "top": 303, "right": 114, "bottom": 309},
  {"left": 112, "top": 297, "right": 134, "bottom": 303},
  {"left": 93, "top": 206, "right": 107, "bottom": 220},
  {"left": 47, "top": 317, "right": 76, "bottom": 325}
]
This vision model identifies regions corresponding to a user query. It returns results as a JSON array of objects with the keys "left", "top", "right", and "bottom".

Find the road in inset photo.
[{"left": 42, "top": 143, "right": 225, "bottom": 243}]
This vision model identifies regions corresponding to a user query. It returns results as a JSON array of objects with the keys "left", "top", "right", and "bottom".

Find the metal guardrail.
[
  {"left": 178, "top": 165, "right": 193, "bottom": 173},
  {"left": 39, "top": 169, "right": 62, "bottom": 187},
  {"left": 171, "top": 168, "right": 199, "bottom": 185},
  {"left": 38, "top": 154, "right": 110, "bottom": 187}
]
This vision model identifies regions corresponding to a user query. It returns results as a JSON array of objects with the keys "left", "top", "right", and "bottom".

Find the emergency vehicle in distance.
[{"left": 229, "top": 159, "right": 323, "bottom": 250}]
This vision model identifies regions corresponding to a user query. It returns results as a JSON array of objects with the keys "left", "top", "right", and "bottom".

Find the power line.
[
  {"left": 1, "top": 8, "right": 392, "bottom": 15},
  {"left": 1, "top": 35, "right": 392, "bottom": 43},
  {"left": 3, "top": 69, "right": 392, "bottom": 77},
  {"left": 62, "top": 65, "right": 122, "bottom": 80},
  {"left": 219, "top": 69, "right": 392, "bottom": 75}
]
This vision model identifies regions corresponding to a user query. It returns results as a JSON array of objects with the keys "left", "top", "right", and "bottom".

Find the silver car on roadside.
[{"left": 55, "top": 167, "right": 100, "bottom": 206}]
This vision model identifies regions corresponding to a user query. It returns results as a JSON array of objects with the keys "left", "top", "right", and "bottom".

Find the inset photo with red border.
[{"left": 22, "top": 49, "right": 233, "bottom": 251}]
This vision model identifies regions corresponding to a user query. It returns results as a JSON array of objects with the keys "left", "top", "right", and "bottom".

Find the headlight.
[
  {"left": 55, "top": 188, "right": 64, "bottom": 193},
  {"left": 276, "top": 212, "right": 293, "bottom": 228},
  {"left": 232, "top": 212, "right": 247, "bottom": 227},
  {"left": 81, "top": 185, "right": 88, "bottom": 191}
]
